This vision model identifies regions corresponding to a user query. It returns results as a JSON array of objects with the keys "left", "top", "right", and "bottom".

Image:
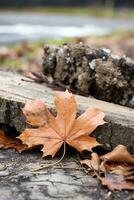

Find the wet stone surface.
[{"left": 0, "top": 149, "right": 134, "bottom": 200}]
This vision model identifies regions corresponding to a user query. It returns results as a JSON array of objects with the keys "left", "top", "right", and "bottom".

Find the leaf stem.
[{"left": 31, "top": 142, "right": 66, "bottom": 172}]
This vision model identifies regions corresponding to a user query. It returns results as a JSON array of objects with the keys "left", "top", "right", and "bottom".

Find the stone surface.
[
  {"left": 0, "top": 149, "right": 134, "bottom": 200},
  {"left": 0, "top": 71, "right": 134, "bottom": 152}
]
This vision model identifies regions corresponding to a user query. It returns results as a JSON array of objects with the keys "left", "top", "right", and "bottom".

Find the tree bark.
[{"left": 43, "top": 44, "right": 134, "bottom": 108}]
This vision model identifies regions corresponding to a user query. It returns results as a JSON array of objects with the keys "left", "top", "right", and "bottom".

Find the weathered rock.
[
  {"left": 43, "top": 44, "right": 134, "bottom": 108},
  {"left": 0, "top": 71, "right": 134, "bottom": 153}
]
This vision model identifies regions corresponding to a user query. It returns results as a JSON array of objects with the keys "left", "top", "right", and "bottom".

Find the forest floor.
[{"left": 0, "top": 31, "right": 134, "bottom": 199}]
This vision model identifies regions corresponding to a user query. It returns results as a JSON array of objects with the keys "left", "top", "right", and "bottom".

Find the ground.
[{"left": 0, "top": 148, "right": 134, "bottom": 200}]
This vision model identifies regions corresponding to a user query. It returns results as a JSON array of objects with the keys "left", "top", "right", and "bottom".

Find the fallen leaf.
[
  {"left": 19, "top": 90, "right": 105, "bottom": 157},
  {"left": 100, "top": 162, "right": 134, "bottom": 190},
  {"left": 0, "top": 130, "right": 28, "bottom": 152},
  {"left": 101, "top": 173, "right": 134, "bottom": 191},
  {"left": 80, "top": 153, "right": 100, "bottom": 171},
  {"left": 100, "top": 145, "right": 134, "bottom": 165},
  {"left": 25, "top": 72, "right": 48, "bottom": 83},
  {"left": 100, "top": 145, "right": 134, "bottom": 190}
]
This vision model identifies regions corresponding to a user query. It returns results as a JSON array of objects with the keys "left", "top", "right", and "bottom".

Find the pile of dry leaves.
[{"left": 0, "top": 90, "right": 134, "bottom": 191}]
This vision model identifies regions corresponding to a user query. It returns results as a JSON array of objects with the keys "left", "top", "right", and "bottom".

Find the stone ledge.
[{"left": 0, "top": 71, "right": 134, "bottom": 152}]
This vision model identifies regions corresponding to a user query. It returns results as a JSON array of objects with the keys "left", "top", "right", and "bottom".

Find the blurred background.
[{"left": 0, "top": 0, "right": 134, "bottom": 72}]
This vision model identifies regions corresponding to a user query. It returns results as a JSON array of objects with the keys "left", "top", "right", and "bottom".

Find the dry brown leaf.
[
  {"left": 80, "top": 153, "right": 100, "bottom": 171},
  {"left": 101, "top": 173, "right": 134, "bottom": 191},
  {"left": 100, "top": 161, "right": 134, "bottom": 175},
  {"left": 99, "top": 145, "right": 134, "bottom": 190},
  {"left": 19, "top": 90, "right": 105, "bottom": 157},
  {"left": 25, "top": 72, "right": 48, "bottom": 83},
  {"left": 100, "top": 145, "right": 134, "bottom": 165},
  {"left": 0, "top": 130, "right": 28, "bottom": 152},
  {"left": 100, "top": 162, "right": 134, "bottom": 190}
]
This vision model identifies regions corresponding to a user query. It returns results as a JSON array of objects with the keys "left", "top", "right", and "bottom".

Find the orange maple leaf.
[
  {"left": 19, "top": 90, "right": 105, "bottom": 158},
  {"left": 0, "top": 130, "right": 28, "bottom": 152}
]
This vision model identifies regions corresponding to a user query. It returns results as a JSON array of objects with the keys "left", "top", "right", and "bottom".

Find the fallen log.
[{"left": 0, "top": 71, "right": 134, "bottom": 152}]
